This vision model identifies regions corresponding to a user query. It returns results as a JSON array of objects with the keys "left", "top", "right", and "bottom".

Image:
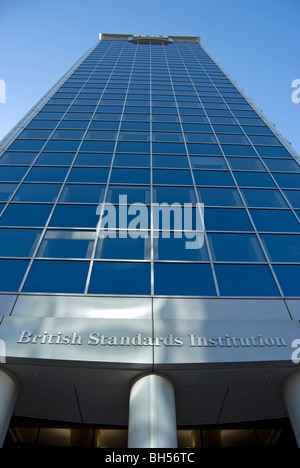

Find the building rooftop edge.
[{"left": 99, "top": 33, "right": 201, "bottom": 43}]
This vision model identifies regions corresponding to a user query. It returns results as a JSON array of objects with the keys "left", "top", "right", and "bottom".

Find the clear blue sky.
[{"left": 1, "top": 0, "right": 300, "bottom": 155}]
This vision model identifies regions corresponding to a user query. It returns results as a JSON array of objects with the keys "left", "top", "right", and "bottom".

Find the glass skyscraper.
[{"left": 0, "top": 33, "right": 300, "bottom": 449}]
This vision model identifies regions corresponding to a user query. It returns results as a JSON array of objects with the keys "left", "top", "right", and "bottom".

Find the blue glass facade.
[{"left": 0, "top": 34, "right": 299, "bottom": 299}]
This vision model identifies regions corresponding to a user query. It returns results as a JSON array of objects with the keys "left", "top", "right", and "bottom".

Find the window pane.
[
  {"left": 205, "top": 208, "right": 253, "bottom": 231},
  {"left": 190, "top": 156, "right": 227, "bottom": 170},
  {"left": 0, "top": 228, "right": 42, "bottom": 257},
  {"left": 260, "top": 234, "right": 300, "bottom": 262},
  {"left": 25, "top": 167, "right": 69, "bottom": 182},
  {"left": 110, "top": 168, "right": 150, "bottom": 184},
  {"left": 153, "top": 186, "right": 197, "bottom": 204},
  {"left": 37, "top": 230, "right": 96, "bottom": 258},
  {"left": 49, "top": 205, "right": 99, "bottom": 228},
  {"left": 208, "top": 233, "right": 266, "bottom": 261},
  {"left": 227, "top": 157, "right": 265, "bottom": 171},
  {"left": 23, "top": 260, "right": 89, "bottom": 293},
  {"left": 0, "top": 183, "right": 18, "bottom": 201},
  {"left": 36, "top": 152, "right": 75, "bottom": 165},
  {"left": 0, "top": 204, "right": 52, "bottom": 227},
  {"left": 155, "top": 234, "right": 208, "bottom": 261},
  {"left": 273, "top": 265, "right": 300, "bottom": 296},
  {"left": 250, "top": 209, "right": 300, "bottom": 232},
  {"left": 12, "top": 184, "right": 61, "bottom": 202},
  {"left": 95, "top": 233, "right": 151, "bottom": 260},
  {"left": 0, "top": 259, "right": 29, "bottom": 292},
  {"left": 283, "top": 190, "right": 300, "bottom": 209},
  {"left": 0, "top": 152, "right": 38, "bottom": 165},
  {"left": 74, "top": 153, "right": 112, "bottom": 166},
  {"left": 88, "top": 261, "right": 151, "bottom": 294},
  {"left": 194, "top": 170, "right": 235, "bottom": 186},
  {"left": 0, "top": 166, "right": 28, "bottom": 181},
  {"left": 197, "top": 187, "right": 243, "bottom": 206},
  {"left": 241, "top": 189, "right": 288, "bottom": 208},
  {"left": 233, "top": 172, "right": 276, "bottom": 187},
  {"left": 215, "top": 264, "right": 280, "bottom": 296},
  {"left": 59, "top": 184, "right": 105, "bottom": 203},
  {"left": 153, "top": 169, "right": 193, "bottom": 185},
  {"left": 154, "top": 263, "right": 216, "bottom": 296},
  {"left": 67, "top": 167, "right": 109, "bottom": 183}
]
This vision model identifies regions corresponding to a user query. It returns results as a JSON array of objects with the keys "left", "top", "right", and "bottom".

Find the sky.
[{"left": 0, "top": 0, "right": 300, "bottom": 155}]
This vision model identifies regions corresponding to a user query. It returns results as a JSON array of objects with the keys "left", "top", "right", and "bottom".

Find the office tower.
[{"left": 0, "top": 33, "right": 299, "bottom": 448}]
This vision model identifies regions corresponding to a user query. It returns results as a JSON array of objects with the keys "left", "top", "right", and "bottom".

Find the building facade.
[{"left": 0, "top": 33, "right": 300, "bottom": 448}]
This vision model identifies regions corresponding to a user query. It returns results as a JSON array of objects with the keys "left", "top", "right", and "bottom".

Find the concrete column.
[
  {"left": 128, "top": 374, "right": 177, "bottom": 448},
  {"left": 282, "top": 371, "right": 300, "bottom": 447},
  {"left": 0, "top": 368, "right": 19, "bottom": 447}
]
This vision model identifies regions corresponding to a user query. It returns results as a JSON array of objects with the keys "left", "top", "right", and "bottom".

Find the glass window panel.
[
  {"left": 0, "top": 228, "right": 42, "bottom": 257},
  {"left": 36, "top": 152, "right": 75, "bottom": 165},
  {"left": 184, "top": 133, "right": 216, "bottom": 143},
  {"left": 153, "top": 169, "right": 193, "bottom": 185},
  {"left": 79, "top": 140, "right": 115, "bottom": 152},
  {"left": 116, "top": 141, "right": 150, "bottom": 153},
  {"left": 27, "top": 119, "right": 60, "bottom": 129},
  {"left": 44, "top": 140, "right": 80, "bottom": 152},
  {"left": 85, "top": 130, "right": 118, "bottom": 140},
  {"left": 263, "top": 159, "right": 300, "bottom": 172},
  {"left": 37, "top": 230, "right": 96, "bottom": 258},
  {"left": 152, "top": 142, "right": 186, "bottom": 154},
  {"left": 67, "top": 167, "right": 109, "bottom": 183},
  {"left": 58, "top": 120, "right": 90, "bottom": 129},
  {"left": 283, "top": 190, "right": 300, "bottom": 209},
  {"left": 255, "top": 146, "right": 292, "bottom": 158},
  {"left": 152, "top": 132, "right": 183, "bottom": 142},
  {"left": 109, "top": 168, "right": 150, "bottom": 184},
  {"left": 273, "top": 265, "right": 300, "bottom": 296},
  {"left": 217, "top": 134, "right": 249, "bottom": 144},
  {"left": 272, "top": 173, "right": 300, "bottom": 188},
  {"left": 233, "top": 172, "right": 276, "bottom": 187},
  {"left": 241, "top": 189, "right": 288, "bottom": 208},
  {"left": 215, "top": 264, "right": 280, "bottom": 296},
  {"left": 0, "top": 152, "right": 37, "bottom": 165},
  {"left": 152, "top": 155, "right": 189, "bottom": 168},
  {"left": 250, "top": 209, "right": 300, "bottom": 232},
  {"left": 242, "top": 125, "right": 273, "bottom": 135},
  {"left": 17, "top": 129, "right": 53, "bottom": 139},
  {"left": 0, "top": 183, "right": 18, "bottom": 201},
  {"left": 12, "top": 183, "right": 61, "bottom": 202},
  {"left": 190, "top": 156, "right": 227, "bottom": 170},
  {"left": 49, "top": 205, "right": 99, "bottom": 228},
  {"left": 227, "top": 157, "right": 265, "bottom": 171},
  {"left": 222, "top": 145, "right": 257, "bottom": 157},
  {"left": 153, "top": 186, "right": 197, "bottom": 204},
  {"left": 205, "top": 208, "right": 253, "bottom": 231},
  {"left": 194, "top": 170, "right": 235, "bottom": 186},
  {"left": 0, "top": 204, "right": 52, "bottom": 227},
  {"left": 0, "top": 166, "right": 28, "bottom": 181},
  {"left": 25, "top": 167, "right": 68, "bottom": 182},
  {"left": 154, "top": 263, "right": 216, "bottom": 296},
  {"left": 74, "top": 153, "right": 112, "bottom": 166},
  {"left": 95, "top": 233, "right": 150, "bottom": 260},
  {"left": 89, "top": 121, "right": 120, "bottom": 130},
  {"left": 187, "top": 143, "right": 222, "bottom": 155},
  {"left": 208, "top": 233, "right": 265, "bottom": 261},
  {"left": 106, "top": 185, "right": 151, "bottom": 205},
  {"left": 249, "top": 135, "right": 281, "bottom": 145},
  {"left": 22, "top": 260, "right": 89, "bottom": 293},
  {"left": 260, "top": 234, "right": 300, "bottom": 262},
  {"left": 155, "top": 234, "right": 209, "bottom": 261},
  {"left": 51, "top": 129, "right": 85, "bottom": 139},
  {"left": 88, "top": 261, "right": 151, "bottom": 295},
  {"left": 0, "top": 259, "right": 29, "bottom": 292},
  {"left": 197, "top": 187, "right": 243, "bottom": 206},
  {"left": 59, "top": 184, "right": 105, "bottom": 203},
  {"left": 113, "top": 154, "right": 150, "bottom": 167},
  {"left": 212, "top": 125, "right": 243, "bottom": 134}
]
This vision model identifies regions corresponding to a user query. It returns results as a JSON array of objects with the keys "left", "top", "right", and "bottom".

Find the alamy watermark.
[
  {"left": 96, "top": 196, "right": 205, "bottom": 249},
  {"left": 291, "top": 79, "right": 300, "bottom": 104}
]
